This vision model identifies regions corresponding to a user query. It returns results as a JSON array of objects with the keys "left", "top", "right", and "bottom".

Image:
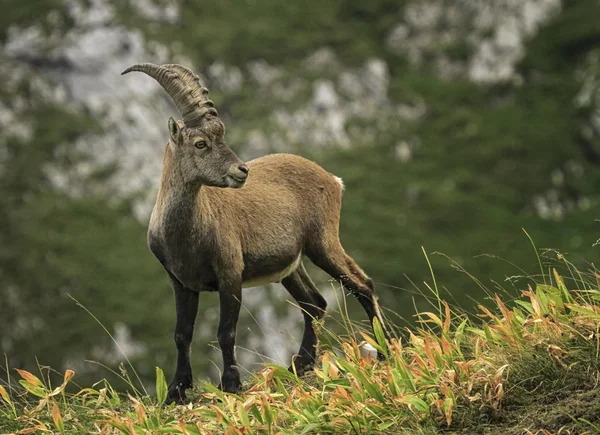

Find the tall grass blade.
[
  {"left": 422, "top": 246, "right": 442, "bottom": 317},
  {"left": 67, "top": 294, "right": 148, "bottom": 396},
  {"left": 523, "top": 228, "right": 546, "bottom": 285}
]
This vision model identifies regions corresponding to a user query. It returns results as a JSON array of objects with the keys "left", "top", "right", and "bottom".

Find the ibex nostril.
[{"left": 238, "top": 165, "right": 249, "bottom": 174}]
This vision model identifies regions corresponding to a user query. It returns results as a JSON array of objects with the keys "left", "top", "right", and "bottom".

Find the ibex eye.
[{"left": 194, "top": 140, "right": 207, "bottom": 149}]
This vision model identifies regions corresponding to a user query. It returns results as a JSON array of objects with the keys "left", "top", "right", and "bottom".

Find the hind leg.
[
  {"left": 307, "top": 243, "right": 388, "bottom": 360},
  {"left": 281, "top": 261, "right": 327, "bottom": 375}
]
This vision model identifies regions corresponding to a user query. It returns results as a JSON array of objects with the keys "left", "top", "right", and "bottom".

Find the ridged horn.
[{"left": 121, "top": 63, "right": 217, "bottom": 127}]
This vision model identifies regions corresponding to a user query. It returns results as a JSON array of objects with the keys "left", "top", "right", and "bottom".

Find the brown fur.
[{"left": 151, "top": 150, "right": 343, "bottom": 289}]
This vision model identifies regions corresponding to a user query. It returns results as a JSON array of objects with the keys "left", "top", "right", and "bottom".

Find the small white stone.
[
  {"left": 313, "top": 80, "right": 338, "bottom": 109},
  {"left": 208, "top": 61, "right": 244, "bottom": 93},
  {"left": 395, "top": 141, "right": 412, "bottom": 163},
  {"left": 303, "top": 47, "right": 340, "bottom": 71},
  {"left": 129, "top": 0, "right": 180, "bottom": 23},
  {"left": 247, "top": 60, "right": 282, "bottom": 87}
]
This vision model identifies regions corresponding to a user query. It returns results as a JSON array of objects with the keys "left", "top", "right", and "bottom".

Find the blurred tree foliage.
[
  {"left": 116, "top": 0, "right": 405, "bottom": 66},
  {"left": 1, "top": 0, "right": 600, "bottom": 389},
  {"left": 0, "top": 0, "right": 73, "bottom": 42}
]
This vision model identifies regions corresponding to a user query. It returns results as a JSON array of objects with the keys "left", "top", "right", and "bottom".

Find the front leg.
[
  {"left": 167, "top": 274, "right": 199, "bottom": 404},
  {"left": 217, "top": 283, "right": 242, "bottom": 394}
]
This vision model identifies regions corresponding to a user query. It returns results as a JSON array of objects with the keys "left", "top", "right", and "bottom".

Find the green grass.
[{"left": 2, "top": 256, "right": 600, "bottom": 434}]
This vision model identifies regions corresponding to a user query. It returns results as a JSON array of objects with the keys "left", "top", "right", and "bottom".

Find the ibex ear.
[{"left": 168, "top": 117, "right": 181, "bottom": 145}]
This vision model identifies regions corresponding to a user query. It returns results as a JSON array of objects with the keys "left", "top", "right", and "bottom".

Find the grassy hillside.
[{"left": 2, "top": 250, "right": 599, "bottom": 434}]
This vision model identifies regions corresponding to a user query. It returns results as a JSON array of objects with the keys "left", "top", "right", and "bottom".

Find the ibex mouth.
[
  {"left": 226, "top": 163, "right": 249, "bottom": 188},
  {"left": 226, "top": 175, "right": 247, "bottom": 188}
]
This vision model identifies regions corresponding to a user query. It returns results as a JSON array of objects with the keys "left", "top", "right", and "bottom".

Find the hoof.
[
  {"left": 166, "top": 381, "right": 191, "bottom": 405},
  {"left": 166, "top": 388, "right": 187, "bottom": 405},
  {"left": 288, "top": 357, "right": 315, "bottom": 377},
  {"left": 218, "top": 381, "right": 241, "bottom": 394},
  {"left": 219, "top": 371, "right": 241, "bottom": 394}
]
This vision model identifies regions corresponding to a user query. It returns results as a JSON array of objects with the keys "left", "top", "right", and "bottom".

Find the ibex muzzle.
[
  {"left": 226, "top": 162, "right": 249, "bottom": 188},
  {"left": 122, "top": 62, "right": 389, "bottom": 404}
]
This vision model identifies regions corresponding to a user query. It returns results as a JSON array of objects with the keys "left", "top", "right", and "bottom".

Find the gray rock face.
[
  {"left": 269, "top": 56, "right": 422, "bottom": 151},
  {"left": 2, "top": 0, "right": 179, "bottom": 219},
  {"left": 208, "top": 61, "right": 244, "bottom": 93},
  {"left": 130, "top": 0, "right": 180, "bottom": 23},
  {"left": 387, "top": 0, "right": 561, "bottom": 83}
]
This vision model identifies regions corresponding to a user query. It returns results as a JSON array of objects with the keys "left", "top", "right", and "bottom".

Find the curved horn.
[{"left": 121, "top": 63, "right": 217, "bottom": 127}]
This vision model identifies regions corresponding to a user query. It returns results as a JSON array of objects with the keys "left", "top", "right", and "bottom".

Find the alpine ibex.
[{"left": 121, "top": 63, "right": 388, "bottom": 403}]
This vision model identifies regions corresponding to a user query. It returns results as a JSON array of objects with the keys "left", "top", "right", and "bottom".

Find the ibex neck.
[
  {"left": 159, "top": 145, "right": 201, "bottom": 193},
  {"left": 148, "top": 146, "right": 216, "bottom": 288},
  {"left": 152, "top": 145, "right": 209, "bottom": 232},
  {"left": 160, "top": 171, "right": 201, "bottom": 204}
]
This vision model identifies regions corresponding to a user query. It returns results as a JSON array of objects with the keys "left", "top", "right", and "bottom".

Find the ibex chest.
[{"left": 148, "top": 205, "right": 218, "bottom": 292}]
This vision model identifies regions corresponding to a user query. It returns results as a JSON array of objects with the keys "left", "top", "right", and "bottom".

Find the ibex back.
[{"left": 121, "top": 63, "right": 388, "bottom": 404}]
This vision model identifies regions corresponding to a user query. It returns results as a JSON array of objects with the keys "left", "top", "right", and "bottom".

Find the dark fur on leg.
[{"left": 166, "top": 274, "right": 199, "bottom": 404}]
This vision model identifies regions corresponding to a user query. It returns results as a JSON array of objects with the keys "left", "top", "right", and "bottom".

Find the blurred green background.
[{"left": 1, "top": 0, "right": 599, "bottom": 390}]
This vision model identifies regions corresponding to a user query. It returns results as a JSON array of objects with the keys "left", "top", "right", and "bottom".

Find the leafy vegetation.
[
  {"left": 2, "top": 255, "right": 600, "bottom": 434},
  {"left": 0, "top": 0, "right": 72, "bottom": 42}
]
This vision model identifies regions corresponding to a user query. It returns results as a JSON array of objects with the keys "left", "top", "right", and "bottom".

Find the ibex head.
[{"left": 122, "top": 63, "right": 249, "bottom": 188}]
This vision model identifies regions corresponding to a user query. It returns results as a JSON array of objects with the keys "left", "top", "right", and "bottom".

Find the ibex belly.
[{"left": 242, "top": 252, "right": 302, "bottom": 289}]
